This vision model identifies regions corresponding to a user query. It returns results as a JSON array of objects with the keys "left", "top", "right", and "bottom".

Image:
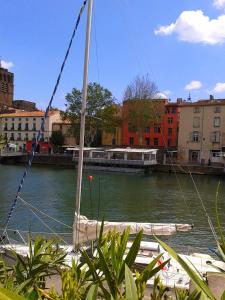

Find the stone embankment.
[{"left": 0, "top": 153, "right": 225, "bottom": 175}]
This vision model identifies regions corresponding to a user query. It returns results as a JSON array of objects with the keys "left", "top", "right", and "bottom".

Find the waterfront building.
[
  {"left": 0, "top": 63, "right": 14, "bottom": 107},
  {"left": 178, "top": 98, "right": 225, "bottom": 164},
  {"left": 101, "top": 127, "right": 122, "bottom": 146},
  {"left": 122, "top": 98, "right": 180, "bottom": 149},
  {"left": 0, "top": 110, "right": 61, "bottom": 150}
]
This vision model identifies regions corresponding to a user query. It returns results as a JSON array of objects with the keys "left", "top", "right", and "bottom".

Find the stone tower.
[{"left": 0, "top": 61, "right": 14, "bottom": 107}]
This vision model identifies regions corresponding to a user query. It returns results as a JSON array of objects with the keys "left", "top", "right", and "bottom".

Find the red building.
[{"left": 122, "top": 99, "right": 180, "bottom": 148}]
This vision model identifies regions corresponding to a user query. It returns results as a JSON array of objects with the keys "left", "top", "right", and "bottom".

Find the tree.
[
  {"left": 123, "top": 75, "right": 164, "bottom": 145},
  {"left": 0, "top": 134, "right": 6, "bottom": 150},
  {"left": 50, "top": 131, "right": 65, "bottom": 152},
  {"left": 123, "top": 74, "right": 158, "bottom": 101},
  {"left": 62, "top": 82, "right": 121, "bottom": 146}
]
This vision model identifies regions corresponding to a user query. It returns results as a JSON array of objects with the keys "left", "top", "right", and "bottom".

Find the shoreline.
[{"left": 0, "top": 153, "right": 225, "bottom": 175}]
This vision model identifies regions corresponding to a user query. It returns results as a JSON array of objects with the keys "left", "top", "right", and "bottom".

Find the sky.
[{"left": 1, "top": 0, "right": 225, "bottom": 109}]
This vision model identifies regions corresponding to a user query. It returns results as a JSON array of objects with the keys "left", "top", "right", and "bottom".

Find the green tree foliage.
[
  {"left": 62, "top": 82, "right": 121, "bottom": 146},
  {"left": 50, "top": 131, "right": 65, "bottom": 147},
  {"left": 0, "top": 134, "right": 6, "bottom": 150}
]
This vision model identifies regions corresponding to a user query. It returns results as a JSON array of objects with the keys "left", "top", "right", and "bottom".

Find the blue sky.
[{"left": 1, "top": 0, "right": 225, "bottom": 109}]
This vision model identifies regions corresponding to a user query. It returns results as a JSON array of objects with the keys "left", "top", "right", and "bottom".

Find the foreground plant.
[{"left": 1, "top": 235, "right": 67, "bottom": 299}]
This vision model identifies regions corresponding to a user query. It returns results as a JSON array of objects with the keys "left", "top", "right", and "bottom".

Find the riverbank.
[{"left": 1, "top": 153, "right": 225, "bottom": 175}]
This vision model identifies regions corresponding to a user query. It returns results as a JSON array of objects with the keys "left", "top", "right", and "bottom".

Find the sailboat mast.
[{"left": 73, "top": 0, "right": 94, "bottom": 250}]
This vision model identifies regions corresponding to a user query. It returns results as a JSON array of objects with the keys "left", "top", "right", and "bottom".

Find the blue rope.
[{"left": 2, "top": 0, "right": 88, "bottom": 234}]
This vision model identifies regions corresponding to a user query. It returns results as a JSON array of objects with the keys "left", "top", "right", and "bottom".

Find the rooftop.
[{"left": 0, "top": 110, "right": 59, "bottom": 118}]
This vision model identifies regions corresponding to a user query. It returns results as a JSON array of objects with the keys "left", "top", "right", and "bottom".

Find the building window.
[
  {"left": 211, "top": 131, "right": 220, "bottom": 143},
  {"left": 11, "top": 123, "right": 14, "bottom": 130},
  {"left": 171, "top": 107, "right": 177, "bottom": 114},
  {"left": 17, "top": 133, "right": 21, "bottom": 141},
  {"left": 144, "top": 127, "right": 150, "bottom": 133},
  {"left": 26, "top": 118, "right": 29, "bottom": 121},
  {"left": 193, "top": 117, "right": 200, "bottom": 128},
  {"left": 33, "top": 118, "right": 36, "bottom": 121},
  {"left": 32, "top": 123, "right": 36, "bottom": 131},
  {"left": 25, "top": 133, "right": 29, "bottom": 141},
  {"left": 168, "top": 117, "right": 173, "bottom": 124},
  {"left": 168, "top": 139, "right": 172, "bottom": 147},
  {"left": 25, "top": 123, "right": 29, "bottom": 130},
  {"left": 154, "top": 125, "right": 160, "bottom": 133},
  {"left": 10, "top": 133, "right": 14, "bottom": 141},
  {"left": 18, "top": 123, "right": 22, "bottom": 130},
  {"left": 193, "top": 107, "right": 200, "bottom": 113},
  {"left": 214, "top": 117, "right": 220, "bottom": 127},
  {"left": 154, "top": 138, "right": 158, "bottom": 146},
  {"left": 1, "top": 82, "right": 8, "bottom": 93},
  {"left": 168, "top": 128, "right": 172, "bottom": 136},
  {"left": 129, "top": 137, "right": 134, "bottom": 145},
  {"left": 192, "top": 131, "right": 200, "bottom": 142},
  {"left": 5, "top": 118, "right": 7, "bottom": 121},
  {"left": 4, "top": 124, "right": 7, "bottom": 131},
  {"left": 145, "top": 137, "right": 150, "bottom": 146},
  {"left": 214, "top": 106, "right": 221, "bottom": 113}
]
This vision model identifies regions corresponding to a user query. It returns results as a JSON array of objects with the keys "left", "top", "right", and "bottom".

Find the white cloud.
[
  {"left": 214, "top": 82, "right": 225, "bottom": 93},
  {"left": 213, "top": 0, "right": 225, "bottom": 9},
  {"left": 154, "top": 10, "right": 225, "bottom": 45},
  {"left": 154, "top": 92, "right": 168, "bottom": 99},
  {"left": 1, "top": 60, "right": 14, "bottom": 69},
  {"left": 163, "top": 90, "right": 171, "bottom": 96},
  {"left": 185, "top": 80, "right": 202, "bottom": 90}
]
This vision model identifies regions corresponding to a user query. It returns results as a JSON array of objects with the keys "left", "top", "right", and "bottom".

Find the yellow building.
[
  {"left": 102, "top": 127, "right": 122, "bottom": 147},
  {"left": 178, "top": 99, "right": 225, "bottom": 165}
]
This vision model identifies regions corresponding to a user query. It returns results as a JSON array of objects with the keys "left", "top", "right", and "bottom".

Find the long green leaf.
[
  {"left": 118, "top": 228, "right": 130, "bottom": 263},
  {"left": 110, "top": 235, "right": 117, "bottom": 276},
  {"left": 86, "top": 284, "right": 99, "bottom": 300},
  {"left": 118, "top": 230, "right": 143, "bottom": 284},
  {"left": 221, "top": 290, "right": 225, "bottom": 300},
  {"left": 98, "top": 219, "right": 105, "bottom": 247},
  {"left": 125, "top": 264, "right": 138, "bottom": 300},
  {"left": 141, "top": 253, "right": 163, "bottom": 282},
  {"left": 97, "top": 246, "right": 117, "bottom": 298},
  {"left": 16, "top": 278, "right": 33, "bottom": 294},
  {"left": 0, "top": 287, "right": 27, "bottom": 300},
  {"left": 156, "top": 237, "right": 216, "bottom": 300},
  {"left": 142, "top": 259, "right": 170, "bottom": 283},
  {"left": 80, "top": 249, "right": 111, "bottom": 299}
]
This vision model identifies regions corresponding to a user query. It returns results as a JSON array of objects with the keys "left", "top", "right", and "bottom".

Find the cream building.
[
  {"left": 178, "top": 99, "right": 225, "bottom": 165},
  {"left": 0, "top": 110, "right": 61, "bottom": 150}
]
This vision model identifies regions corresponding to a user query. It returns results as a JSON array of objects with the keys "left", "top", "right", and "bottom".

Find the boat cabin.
[{"left": 67, "top": 147, "right": 158, "bottom": 166}]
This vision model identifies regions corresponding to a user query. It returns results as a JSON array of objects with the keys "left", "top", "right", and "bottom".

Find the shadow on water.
[{"left": 0, "top": 164, "right": 224, "bottom": 254}]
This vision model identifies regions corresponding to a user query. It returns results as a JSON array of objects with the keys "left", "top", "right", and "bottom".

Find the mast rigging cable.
[{"left": 1, "top": 0, "right": 88, "bottom": 239}]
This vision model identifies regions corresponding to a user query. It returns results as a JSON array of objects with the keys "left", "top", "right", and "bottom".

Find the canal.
[{"left": 0, "top": 164, "right": 224, "bottom": 254}]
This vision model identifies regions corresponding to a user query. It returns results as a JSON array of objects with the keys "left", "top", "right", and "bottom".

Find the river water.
[{"left": 0, "top": 164, "right": 224, "bottom": 254}]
